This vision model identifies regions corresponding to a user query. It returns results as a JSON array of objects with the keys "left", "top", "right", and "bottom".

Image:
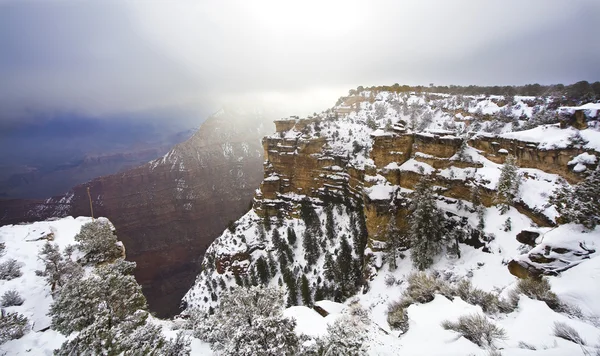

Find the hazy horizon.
[{"left": 1, "top": 0, "right": 599, "bottom": 126}]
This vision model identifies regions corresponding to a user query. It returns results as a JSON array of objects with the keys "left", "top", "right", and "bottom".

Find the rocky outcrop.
[
  {"left": 0, "top": 108, "right": 271, "bottom": 317},
  {"left": 254, "top": 120, "right": 589, "bottom": 254},
  {"left": 469, "top": 135, "right": 593, "bottom": 184},
  {"left": 516, "top": 230, "right": 540, "bottom": 247},
  {"left": 508, "top": 241, "right": 596, "bottom": 279}
]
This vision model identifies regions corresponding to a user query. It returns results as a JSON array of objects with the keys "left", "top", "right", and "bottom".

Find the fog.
[{"left": 0, "top": 0, "right": 599, "bottom": 124}]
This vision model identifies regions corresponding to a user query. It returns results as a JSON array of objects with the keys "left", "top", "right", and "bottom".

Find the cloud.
[{"left": 0, "top": 0, "right": 598, "bottom": 123}]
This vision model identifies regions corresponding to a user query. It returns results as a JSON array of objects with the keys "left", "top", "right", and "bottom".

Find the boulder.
[{"left": 516, "top": 230, "right": 540, "bottom": 247}]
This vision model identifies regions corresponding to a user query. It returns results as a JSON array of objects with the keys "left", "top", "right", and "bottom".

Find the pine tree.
[
  {"left": 408, "top": 177, "right": 445, "bottom": 270},
  {"left": 300, "top": 275, "right": 312, "bottom": 307},
  {"left": 324, "top": 254, "right": 335, "bottom": 281},
  {"left": 456, "top": 138, "right": 471, "bottom": 162},
  {"left": 470, "top": 185, "right": 486, "bottom": 231},
  {"left": 0, "top": 259, "right": 22, "bottom": 280},
  {"left": 550, "top": 168, "right": 600, "bottom": 229},
  {"left": 325, "top": 203, "right": 335, "bottom": 241},
  {"left": 1, "top": 290, "right": 24, "bottom": 307},
  {"left": 193, "top": 286, "right": 299, "bottom": 356},
  {"left": 234, "top": 273, "right": 244, "bottom": 286},
  {"left": 0, "top": 310, "right": 28, "bottom": 344},
  {"left": 503, "top": 217, "right": 512, "bottom": 232},
  {"left": 35, "top": 242, "right": 82, "bottom": 292},
  {"left": 255, "top": 257, "right": 270, "bottom": 285},
  {"left": 320, "top": 309, "right": 368, "bottom": 355},
  {"left": 282, "top": 268, "right": 298, "bottom": 307},
  {"left": 75, "top": 220, "right": 122, "bottom": 264},
  {"left": 286, "top": 227, "right": 297, "bottom": 246},
  {"left": 271, "top": 228, "right": 282, "bottom": 249},
  {"left": 385, "top": 205, "right": 403, "bottom": 270},
  {"left": 267, "top": 252, "right": 278, "bottom": 276},
  {"left": 263, "top": 214, "right": 271, "bottom": 231},
  {"left": 257, "top": 223, "right": 266, "bottom": 242},
  {"left": 303, "top": 229, "right": 319, "bottom": 266},
  {"left": 49, "top": 259, "right": 157, "bottom": 355},
  {"left": 334, "top": 239, "right": 357, "bottom": 300},
  {"left": 496, "top": 155, "right": 520, "bottom": 214},
  {"left": 163, "top": 332, "right": 192, "bottom": 356}
]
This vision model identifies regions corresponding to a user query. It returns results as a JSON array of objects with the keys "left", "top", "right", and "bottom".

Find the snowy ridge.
[{"left": 183, "top": 88, "right": 600, "bottom": 354}]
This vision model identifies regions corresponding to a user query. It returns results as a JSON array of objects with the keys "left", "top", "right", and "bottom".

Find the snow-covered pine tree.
[
  {"left": 35, "top": 242, "right": 82, "bottom": 292},
  {"left": 193, "top": 286, "right": 299, "bottom": 356},
  {"left": 385, "top": 205, "right": 403, "bottom": 270},
  {"left": 408, "top": 176, "right": 445, "bottom": 270},
  {"left": 496, "top": 154, "right": 520, "bottom": 214},
  {"left": 1, "top": 290, "right": 24, "bottom": 307},
  {"left": 550, "top": 167, "right": 600, "bottom": 229},
  {"left": 0, "top": 310, "right": 28, "bottom": 344},
  {"left": 282, "top": 268, "right": 298, "bottom": 306},
  {"left": 74, "top": 220, "right": 122, "bottom": 264},
  {"left": 325, "top": 203, "right": 335, "bottom": 241},
  {"left": 300, "top": 274, "right": 312, "bottom": 306},
  {"left": 319, "top": 305, "right": 369, "bottom": 356},
  {"left": 456, "top": 138, "right": 471, "bottom": 162},
  {"left": 503, "top": 217, "right": 512, "bottom": 232},
  {"left": 0, "top": 259, "right": 22, "bottom": 280},
  {"left": 49, "top": 259, "right": 178, "bottom": 355},
  {"left": 255, "top": 256, "right": 270, "bottom": 285},
  {"left": 286, "top": 226, "right": 297, "bottom": 246}
]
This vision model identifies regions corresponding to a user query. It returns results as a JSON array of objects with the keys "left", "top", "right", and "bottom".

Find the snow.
[
  {"left": 398, "top": 159, "right": 435, "bottom": 174},
  {"left": 559, "top": 102, "right": 600, "bottom": 117},
  {"left": 283, "top": 306, "right": 329, "bottom": 337},
  {"left": 314, "top": 300, "right": 347, "bottom": 315},
  {"left": 349, "top": 207, "right": 600, "bottom": 355},
  {"left": 501, "top": 125, "right": 600, "bottom": 151},
  {"left": 552, "top": 252, "right": 600, "bottom": 318},
  {"left": 0, "top": 217, "right": 213, "bottom": 355},
  {"left": 365, "top": 183, "right": 397, "bottom": 200},
  {"left": 400, "top": 295, "right": 483, "bottom": 355},
  {"left": 568, "top": 152, "right": 597, "bottom": 166},
  {"left": 0, "top": 216, "right": 95, "bottom": 335}
]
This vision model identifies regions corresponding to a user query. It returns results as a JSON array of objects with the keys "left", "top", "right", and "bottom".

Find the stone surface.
[{"left": 516, "top": 230, "right": 540, "bottom": 247}]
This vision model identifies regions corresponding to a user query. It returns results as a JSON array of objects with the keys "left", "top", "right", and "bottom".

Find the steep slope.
[
  {"left": 183, "top": 89, "right": 600, "bottom": 353},
  {"left": 0, "top": 107, "right": 272, "bottom": 317}
]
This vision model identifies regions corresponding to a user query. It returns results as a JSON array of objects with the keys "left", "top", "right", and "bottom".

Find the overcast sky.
[{"left": 0, "top": 0, "right": 599, "bottom": 124}]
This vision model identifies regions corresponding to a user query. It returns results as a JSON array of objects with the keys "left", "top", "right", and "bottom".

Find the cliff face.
[
  {"left": 183, "top": 91, "right": 600, "bottom": 316},
  {"left": 0, "top": 108, "right": 271, "bottom": 317},
  {"left": 255, "top": 127, "right": 594, "bottom": 252}
]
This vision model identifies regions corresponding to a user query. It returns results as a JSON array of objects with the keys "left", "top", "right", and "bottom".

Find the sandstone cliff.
[{"left": 184, "top": 90, "right": 599, "bottom": 312}]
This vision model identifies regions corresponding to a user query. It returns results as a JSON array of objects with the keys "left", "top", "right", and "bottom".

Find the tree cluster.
[
  {"left": 193, "top": 286, "right": 299, "bottom": 356},
  {"left": 47, "top": 220, "right": 189, "bottom": 355},
  {"left": 550, "top": 167, "right": 600, "bottom": 230}
]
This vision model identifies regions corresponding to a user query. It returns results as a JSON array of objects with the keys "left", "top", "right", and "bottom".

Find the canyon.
[{"left": 0, "top": 108, "right": 271, "bottom": 317}]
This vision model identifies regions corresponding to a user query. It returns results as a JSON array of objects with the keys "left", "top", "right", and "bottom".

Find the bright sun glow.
[{"left": 241, "top": 1, "right": 362, "bottom": 38}]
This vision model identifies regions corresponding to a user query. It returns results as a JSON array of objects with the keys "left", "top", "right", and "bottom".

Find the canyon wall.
[{"left": 0, "top": 109, "right": 270, "bottom": 317}]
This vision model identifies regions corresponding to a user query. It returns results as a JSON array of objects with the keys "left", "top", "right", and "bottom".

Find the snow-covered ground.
[
  {"left": 285, "top": 208, "right": 600, "bottom": 355},
  {"left": 0, "top": 217, "right": 213, "bottom": 355}
]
